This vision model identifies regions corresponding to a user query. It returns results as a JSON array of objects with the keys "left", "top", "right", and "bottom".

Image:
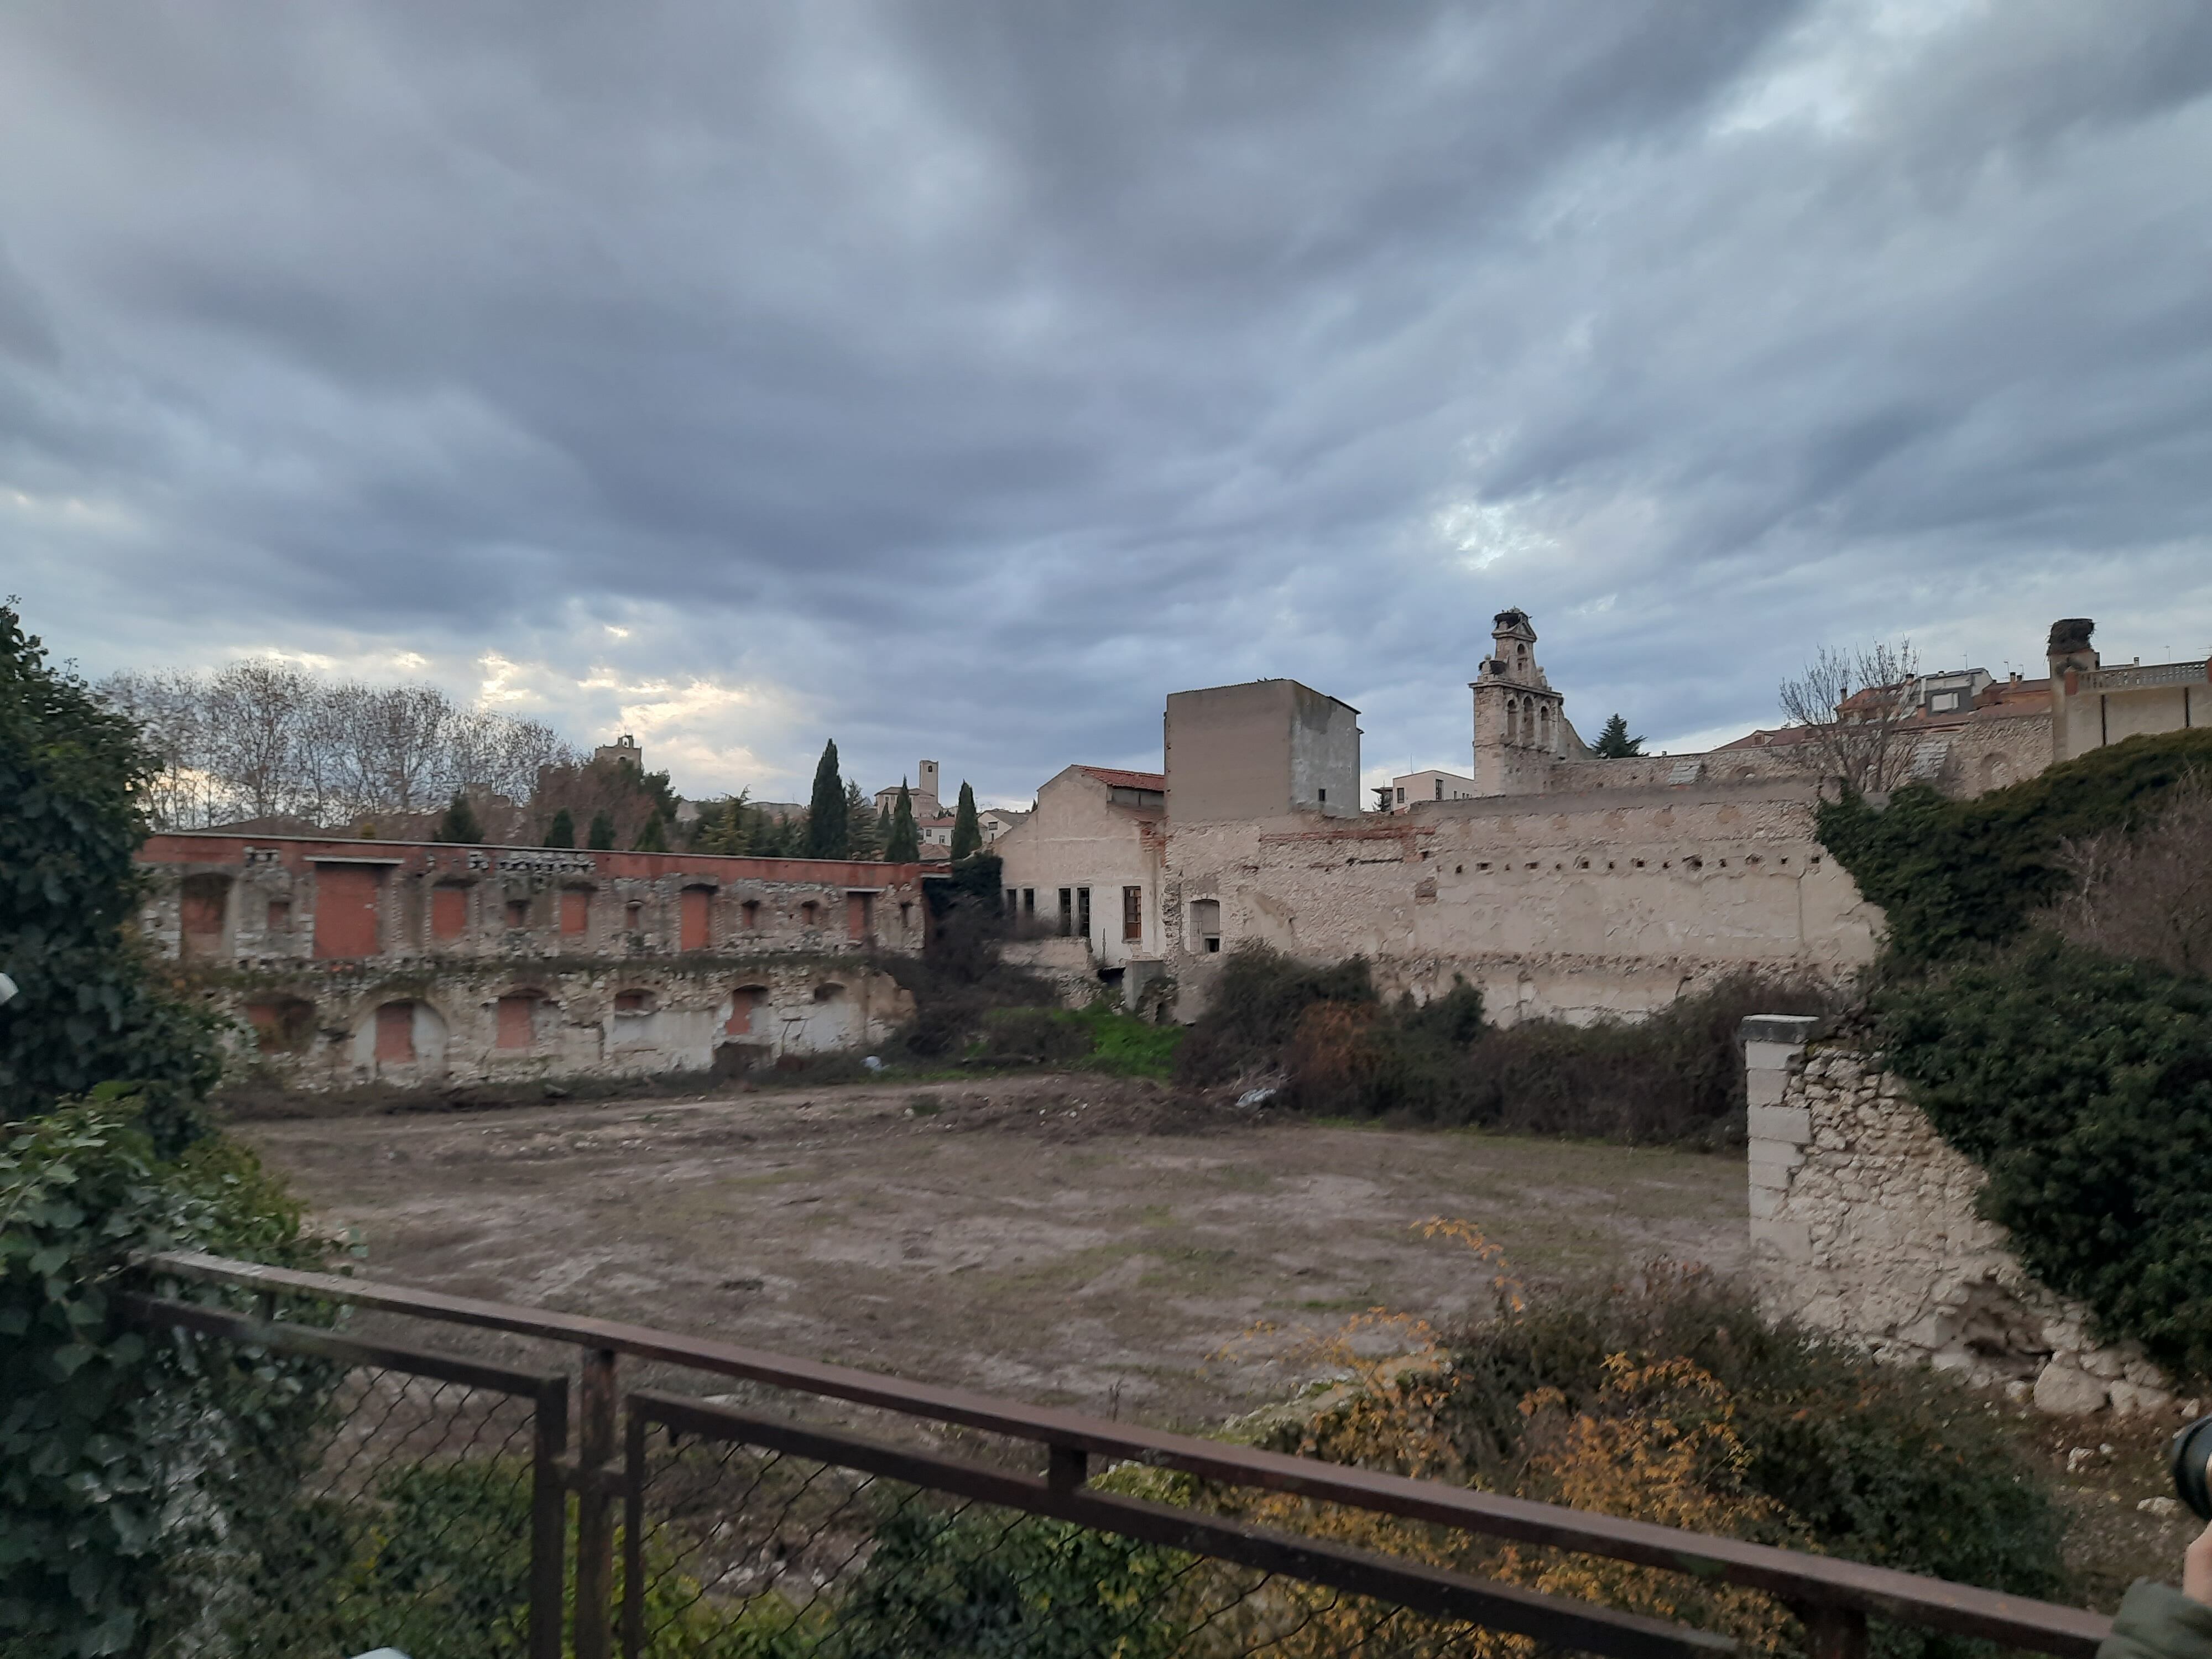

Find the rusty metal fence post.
[
  {"left": 573, "top": 1348, "right": 620, "bottom": 1659},
  {"left": 529, "top": 1373, "right": 571, "bottom": 1659}
]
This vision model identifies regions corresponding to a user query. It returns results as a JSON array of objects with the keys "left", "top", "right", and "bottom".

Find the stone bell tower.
[{"left": 1470, "top": 608, "right": 1567, "bottom": 796}]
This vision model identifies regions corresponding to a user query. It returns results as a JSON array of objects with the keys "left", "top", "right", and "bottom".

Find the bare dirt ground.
[{"left": 234, "top": 1072, "right": 1746, "bottom": 1430}]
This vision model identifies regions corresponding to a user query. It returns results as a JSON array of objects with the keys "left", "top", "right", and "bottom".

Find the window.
[
  {"left": 560, "top": 888, "right": 590, "bottom": 936},
  {"left": 179, "top": 874, "right": 227, "bottom": 959},
  {"left": 899, "top": 901, "right": 912, "bottom": 930},
  {"left": 1057, "top": 888, "right": 1072, "bottom": 937},
  {"left": 846, "top": 891, "right": 873, "bottom": 942},
  {"left": 1434, "top": 778, "right": 1444, "bottom": 800},
  {"left": 800, "top": 900, "right": 819, "bottom": 927},
  {"left": 1077, "top": 886, "right": 1091, "bottom": 939},
  {"left": 1190, "top": 898, "right": 1221, "bottom": 954},
  {"left": 1122, "top": 886, "right": 1142, "bottom": 942},
  {"left": 742, "top": 900, "right": 761, "bottom": 929},
  {"left": 614, "top": 990, "right": 652, "bottom": 1014},
  {"left": 624, "top": 901, "right": 644, "bottom": 932},
  {"left": 266, "top": 898, "right": 291, "bottom": 931},
  {"left": 505, "top": 898, "right": 531, "bottom": 930},
  {"left": 431, "top": 884, "right": 469, "bottom": 940},
  {"left": 1022, "top": 888, "right": 1035, "bottom": 915},
  {"left": 1317, "top": 789, "right": 1326, "bottom": 805},
  {"left": 1395, "top": 787, "right": 1405, "bottom": 804}
]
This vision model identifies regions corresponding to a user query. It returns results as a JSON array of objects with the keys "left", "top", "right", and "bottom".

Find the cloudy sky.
[{"left": 4, "top": 2, "right": 2209, "bottom": 805}]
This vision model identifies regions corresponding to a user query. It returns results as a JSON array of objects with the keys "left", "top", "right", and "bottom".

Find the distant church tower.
[{"left": 1470, "top": 609, "right": 1568, "bottom": 796}]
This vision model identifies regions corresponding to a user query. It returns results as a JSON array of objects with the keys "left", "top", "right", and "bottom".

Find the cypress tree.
[
  {"left": 587, "top": 810, "right": 615, "bottom": 850},
  {"left": 875, "top": 802, "right": 893, "bottom": 855},
  {"left": 433, "top": 791, "right": 484, "bottom": 844},
  {"left": 885, "top": 781, "right": 920, "bottom": 862},
  {"left": 843, "top": 780, "right": 880, "bottom": 858},
  {"left": 950, "top": 781, "right": 982, "bottom": 862},
  {"left": 544, "top": 807, "right": 576, "bottom": 848},
  {"left": 804, "top": 739, "right": 848, "bottom": 859}
]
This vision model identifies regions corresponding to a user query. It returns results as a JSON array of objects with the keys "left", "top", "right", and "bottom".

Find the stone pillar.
[{"left": 1742, "top": 1014, "right": 1820, "bottom": 1275}]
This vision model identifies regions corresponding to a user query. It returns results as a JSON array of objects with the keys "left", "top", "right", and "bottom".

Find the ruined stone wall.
[
  {"left": 138, "top": 833, "right": 930, "bottom": 1092},
  {"left": 1511, "top": 712, "right": 2052, "bottom": 801},
  {"left": 1745, "top": 1016, "right": 2178, "bottom": 1418},
  {"left": 1161, "top": 781, "right": 1879, "bottom": 1024}
]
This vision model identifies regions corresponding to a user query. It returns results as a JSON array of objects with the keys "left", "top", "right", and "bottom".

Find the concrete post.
[{"left": 1741, "top": 1015, "right": 1820, "bottom": 1268}]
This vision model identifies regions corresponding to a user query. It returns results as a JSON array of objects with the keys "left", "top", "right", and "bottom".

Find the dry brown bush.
[{"left": 2046, "top": 769, "right": 2212, "bottom": 978}]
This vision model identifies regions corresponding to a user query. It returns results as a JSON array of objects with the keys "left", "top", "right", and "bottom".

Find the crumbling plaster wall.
[
  {"left": 1162, "top": 782, "right": 1877, "bottom": 1023},
  {"left": 1745, "top": 1017, "right": 2177, "bottom": 1418},
  {"left": 216, "top": 957, "right": 912, "bottom": 1093},
  {"left": 137, "top": 834, "right": 930, "bottom": 1093}
]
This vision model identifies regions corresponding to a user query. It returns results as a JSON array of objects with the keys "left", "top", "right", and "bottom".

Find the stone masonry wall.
[{"left": 1744, "top": 1015, "right": 2179, "bottom": 1417}]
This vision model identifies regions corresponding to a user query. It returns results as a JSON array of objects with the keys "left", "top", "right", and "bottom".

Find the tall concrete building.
[{"left": 1163, "top": 680, "right": 1361, "bottom": 825}]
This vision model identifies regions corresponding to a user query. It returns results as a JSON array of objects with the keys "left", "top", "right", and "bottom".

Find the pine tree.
[
  {"left": 433, "top": 791, "right": 484, "bottom": 844},
  {"left": 1593, "top": 714, "right": 1645, "bottom": 759},
  {"left": 634, "top": 811, "right": 668, "bottom": 852},
  {"left": 544, "top": 807, "right": 576, "bottom": 848},
  {"left": 804, "top": 739, "right": 848, "bottom": 859},
  {"left": 950, "top": 781, "right": 982, "bottom": 862},
  {"left": 885, "top": 781, "right": 920, "bottom": 862},
  {"left": 843, "top": 781, "right": 880, "bottom": 858},
  {"left": 587, "top": 810, "right": 615, "bottom": 850}
]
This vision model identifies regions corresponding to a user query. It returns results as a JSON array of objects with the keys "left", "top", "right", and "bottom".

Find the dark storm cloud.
[{"left": 2, "top": 0, "right": 2208, "bottom": 797}]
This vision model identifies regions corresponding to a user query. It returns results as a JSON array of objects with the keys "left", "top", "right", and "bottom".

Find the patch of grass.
[{"left": 971, "top": 1004, "right": 1185, "bottom": 1079}]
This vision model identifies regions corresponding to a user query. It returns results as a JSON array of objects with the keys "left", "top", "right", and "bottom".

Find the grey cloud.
[{"left": 2, "top": 0, "right": 2208, "bottom": 800}]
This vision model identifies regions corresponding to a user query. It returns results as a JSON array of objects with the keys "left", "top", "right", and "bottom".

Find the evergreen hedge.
[
  {"left": 1815, "top": 728, "right": 2212, "bottom": 962},
  {"left": 1814, "top": 727, "right": 2212, "bottom": 1375}
]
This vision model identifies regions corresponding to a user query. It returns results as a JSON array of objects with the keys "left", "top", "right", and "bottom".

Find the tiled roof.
[{"left": 1076, "top": 766, "right": 1166, "bottom": 791}]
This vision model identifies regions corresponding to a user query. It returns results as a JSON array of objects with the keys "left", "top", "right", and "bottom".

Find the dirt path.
[{"left": 236, "top": 1074, "right": 1748, "bottom": 1429}]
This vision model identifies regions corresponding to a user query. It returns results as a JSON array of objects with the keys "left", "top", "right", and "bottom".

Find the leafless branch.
[{"left": 1776, "top": 638, "right": 1921, "bottom": 794}]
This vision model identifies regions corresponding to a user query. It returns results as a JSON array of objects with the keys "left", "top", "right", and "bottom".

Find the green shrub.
[
  {"left": 1173, "top": 944, "right": 1378, "bottom": 1086},
  {"left": 1, "top": 602, "right": 222, "bottom": 1144},
  {"left": 1816, "top": 728, "right": 2212, "bottom": 964},
  {"left": 833, "top": 1505, "right": 1191, "bottom": 1658},
  {"left": 1262, "top": 1270, "right": 2067, "bottom": 1659},
  {"left": 0, "top": 1094, "right": 330, "bottom": 1657},
  {"left": 1874, "top": 934, "right": 2212, "bottom": 1375},
  {"left": 1262, "top": 962, "right": 1829, "bottom": 1145},
  {"left": 971, "top": 1004, "right": 1185, "bottom": 1079}
]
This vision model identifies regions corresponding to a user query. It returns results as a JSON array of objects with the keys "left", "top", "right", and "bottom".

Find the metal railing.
[{"left": 131, "top": 1249, "right": 2116, "bottom": 1659}]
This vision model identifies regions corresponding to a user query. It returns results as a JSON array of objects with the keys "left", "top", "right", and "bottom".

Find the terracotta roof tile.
[{"left": 1076, "top": 766, "right": 1166, "bottom": 791}]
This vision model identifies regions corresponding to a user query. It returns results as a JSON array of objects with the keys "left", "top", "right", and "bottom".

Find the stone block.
[
  {"left": 1749, "top": 1185, "right": 1783, "bottom": 1219},
  {"left": 1745, "top": 1068, "right": 1787, "bottom": 1108},
  {"left": 2110, "top": 1380, "right": 2174, "bottom": 1419},
  {"left": 2078, "top": 1347, "right": 2124, "bottom": 1381},
  {"left": 2033, "top": 1358, "right": 2109, "bottom": 1416},
  {"left": 1747, "top": 1104, "right": 1811, "bottom": 1144},
  {"left": 1749, "top": 1217, "right": 1812, "bottom": 1264},
  {"left": 1741, "top": 1015, "right": 1822, "bottom": 1048},
  {"left": 1749, "top": 1148, "right": 1801, "bottom": 1186},
  {"left": 2125, "top": 1359, "right": 2169, "bottom": 1389}
]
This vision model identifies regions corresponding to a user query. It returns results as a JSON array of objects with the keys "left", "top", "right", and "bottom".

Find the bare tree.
[
  {"left": 97, "top": 669, "right": 217, "bottom": 829},
  {"left": 1777, "top": 639, "right": 1921, "bottom": 795},
  {"left": 2046, "top": 771, "right": 2212, "bottom": 978},
  {"left": 94, "top": 659, "right": 583, "bottom": 832},
  {"left": 202, "top": 660, "right": 321, "bottom": 821}
]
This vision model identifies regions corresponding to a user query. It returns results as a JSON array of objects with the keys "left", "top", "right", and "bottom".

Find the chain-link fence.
[{"left": 126, "top": 1295, "right": 567, "bottom": 1659}]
